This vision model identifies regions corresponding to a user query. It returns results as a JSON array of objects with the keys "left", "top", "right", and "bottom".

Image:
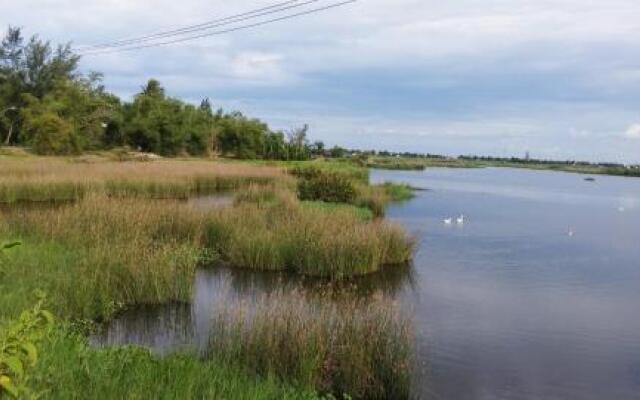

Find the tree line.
[{"left": 0, "top": 27, "right": 324, "bottom": 159}]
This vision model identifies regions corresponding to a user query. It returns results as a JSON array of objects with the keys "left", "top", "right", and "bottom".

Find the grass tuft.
[{"left": 207, "top": 288, "right": 413, "bottom": 399}]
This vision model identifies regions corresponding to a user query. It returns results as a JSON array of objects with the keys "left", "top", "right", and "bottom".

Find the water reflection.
[
  {"left": 185, "top": 193, "right": 234, "bottom": 210},
  {"left": 93, "top": 167, "right": 640, "bottom": 399},
  {"left": 373, "top": 167, "right": 640, "bottom": 400},
  {"left": 90, "top": 303, "right": 193, "bottom": 355},
  {"left": 92, "top": 264, "right": 416, "bottom": 354}
]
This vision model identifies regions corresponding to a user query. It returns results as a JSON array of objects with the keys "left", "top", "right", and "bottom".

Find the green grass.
[
  {"left": 206, "top": 288, "right": 413, "bottom": 399},
  {"left": 301, "top": 201, "right": 374, "bottom": 221},
  {"left": 379, "top": 182, "right": 415, "bottom": 201},
  {"left": 207, "top": 198, "right": 413, "bottom": 279},
  {"left": 0, "top": 156, "right": 416, "bottom": 399},
  {"left": 32, "top": 326, "right": 321, "bottom": 400},
  {"left": 366, "top": 157, "right": 426, "bottom": 170},
  {"left": 364, "top": 154, "right": 640, "bottom": 177},
  {"left": 1, "top": 189, "right": 412, "bottom": 320}
]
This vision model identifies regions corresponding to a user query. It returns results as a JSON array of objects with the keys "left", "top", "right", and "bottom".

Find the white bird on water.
[
  {"left": 567, "top": 227, "right": 575, "bottom": 237},
  {"left": 443, "top": 217, "right": 453, "bottom": 225},
  {"left": 456, "top": 214, "right": 465, "bottom": 224}
]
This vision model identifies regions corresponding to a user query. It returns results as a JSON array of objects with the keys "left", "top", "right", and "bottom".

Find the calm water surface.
[
  {"left": 94, "top": 167, "right": 640, "bottom": 399},
  {"left": 373, "top": 167, "right": 640, "bottom": 400}
]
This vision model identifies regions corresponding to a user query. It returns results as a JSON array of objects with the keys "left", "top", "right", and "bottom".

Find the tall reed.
[
  {"left": 207, "top": 189, "right": 413, "bottom": 278},
  {"left": 1, "top": 189, "right": 412, "bottom": 318},
  {"left": 0, "top": 158, "right": 285, "bottom": 203},
  {"left": 1, "top": 194, "right": 206, "bottom": 319},
  {"left": 206, "top": 288, "right": 413, "bottom": 399}
]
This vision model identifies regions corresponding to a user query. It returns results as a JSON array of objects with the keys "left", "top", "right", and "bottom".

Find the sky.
[{"left": 3, "top": 0, "right": 640, "bottom": 162}]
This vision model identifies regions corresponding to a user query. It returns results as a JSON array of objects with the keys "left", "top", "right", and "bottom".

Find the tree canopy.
[{"left": 0, "top": 26, "right": 317, "bottom": 159}]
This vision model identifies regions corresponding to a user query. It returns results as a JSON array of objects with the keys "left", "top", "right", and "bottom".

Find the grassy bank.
[
  {"left": 31, "top": 326, "right": 321, "bottom": 400},
  {"left": 365, "top": 156, "right": 479, "bottom": 171},
  {"left": 364, "top": 154, "right": 640, "bottom": 177}
]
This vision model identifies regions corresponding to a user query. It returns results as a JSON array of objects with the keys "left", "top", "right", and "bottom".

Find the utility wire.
[
  {"left": 79, "top": 0, "right": 356, "bottom": 56},
  {"left": 76, "top": 0, "right": 304, "bottom": 51}
]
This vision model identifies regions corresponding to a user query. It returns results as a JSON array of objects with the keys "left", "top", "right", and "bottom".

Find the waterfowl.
[
  {"left": 443, "top": 218, "right": 453, "bottom": 225},
  {"left": 456, "top": 215, "right": 465, "bottom": 224}
]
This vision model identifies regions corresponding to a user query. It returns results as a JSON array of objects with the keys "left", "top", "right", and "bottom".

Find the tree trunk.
[{"left": 4, "top": 123, "right": 13, "bottom": 145}]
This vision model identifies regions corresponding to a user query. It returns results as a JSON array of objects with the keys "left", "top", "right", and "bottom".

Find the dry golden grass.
[{"left": 0, "top": 158, "right": 288, "bottom": 202}]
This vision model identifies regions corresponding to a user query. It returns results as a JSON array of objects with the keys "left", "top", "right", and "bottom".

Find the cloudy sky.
[{"left": 4, "top": 0, "right": 640, "bottom": 162}]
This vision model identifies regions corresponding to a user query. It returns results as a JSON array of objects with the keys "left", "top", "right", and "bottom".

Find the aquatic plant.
[
  {"left": 1, "top": 190, "right": 412, "bottom": 318},
  {"left": 206, "top": 288, "right": 413, "bottom": 399},
  {"left": 29, "top": 325, "right": 321, "bottom": 399}
]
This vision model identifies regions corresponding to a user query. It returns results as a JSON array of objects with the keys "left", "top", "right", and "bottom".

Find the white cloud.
[
  {"left": 3, "top": 0, "right": 640, "bottom": 161},
  {"left": 624, "top": 123, "right": 640, "bottom": 140},
  {"left": 229, "top": 52, "right": 295, "bottom": 85}
]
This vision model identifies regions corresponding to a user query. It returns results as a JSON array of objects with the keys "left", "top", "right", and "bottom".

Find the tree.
[
  {"left": 20, "top": 95, "right": 78, "bottom": 155},
  {"left": 264, "top": 131, "right": 286, "bottom": 159},
  {"left": 125, "top": 79, "right": 184, "bottom": 155},
  {"left": 311, "top": 140, "right": 325, "bottom": 156},
  {"left": 0, "top": 27, "right": 80, "bottom": 145},
  {"left": 217, "top": 112, "right": 268, "bottom": 159},
  {"left": 286, "top": 124, "right": 311, "bottom": 161},
  {"left": 330, "top": 145, "right": 346, "bottom": 158}
]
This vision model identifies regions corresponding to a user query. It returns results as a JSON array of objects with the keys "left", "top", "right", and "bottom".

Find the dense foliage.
[
  {"left": 0, "top": 27, "right": 318, "bottom": 159},
  {"left": 294, "top": 166, "right": 357, "bottom": 204},
  {"left": 0, "top": 293, "right": 53, "bottom": 399}
]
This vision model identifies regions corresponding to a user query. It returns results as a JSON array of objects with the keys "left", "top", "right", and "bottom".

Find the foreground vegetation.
[
  {"left": 208, "top": 288, "right": 412, "bottom": 400},
  {"left": 35, "top": 326, "right": 321, "bottom": 400},
  {"left": 1, "top": 184, "right": 411, "bottom": 320},
  {"left": 0, "top": 155, "right": 415, "bottom": 398}
]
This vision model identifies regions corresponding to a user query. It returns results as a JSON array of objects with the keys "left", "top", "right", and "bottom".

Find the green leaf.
[
  {"left": 0, "top": 375, "right": 19, "bottom": 397},
  {"left": 20, "top": 343, "right": 37, "bottom": 367},
  {"left": 39, "top": 310, "right": 54, "bottom": 325},
  {"left": 2, "top": 356, "right": 24, "bottom": 379},
  {"left": 1, "top": 242, "right": 21, "bottom": 250}
]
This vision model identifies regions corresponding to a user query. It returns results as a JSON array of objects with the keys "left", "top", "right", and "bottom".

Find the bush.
[
  {"left": 23, "top": 112, "right": 79, "bottom": 155},
  {"left": 0, "top": 294, "right": 54, "bottom": 398},
  {"left": 296, "top": 168, "right": 356, "bottom": 204}
]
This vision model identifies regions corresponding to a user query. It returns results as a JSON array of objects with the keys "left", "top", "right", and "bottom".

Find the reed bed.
[
  {"left": 33, "top": 326, "right": 321, "bottom": 399},
  {"left": 209, "top": 187, "right": 413, "bottom": 278},
  {"left": 1, "top": 188, "right": 412, "bottom": 319},
  {"left": 1, "top": 194, "right": 207, "bottom": 319},
  {"left": 0, "top": 158, "right": 285, "bottom": 203},
  {"left": 206, "top": 288, "right": 413, "bottom": 399}
]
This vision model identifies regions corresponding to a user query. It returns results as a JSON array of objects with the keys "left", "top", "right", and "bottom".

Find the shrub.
[
  {"left": 22, "top": 112, "right": 79, "bottom": 155},
  {"left": 0, "top": 294, "right": 54, "bottom": 399},
  {"left": 296, "top": 168, "right": 356, "bottom": 204}
]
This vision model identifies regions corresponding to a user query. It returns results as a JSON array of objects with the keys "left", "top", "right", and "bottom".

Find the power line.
[
  {"left": 77, "top": 0, "right": 356, "bottom": 55},
  {"left": 76, "top": 0, "right": 305, "bottom": 51}
]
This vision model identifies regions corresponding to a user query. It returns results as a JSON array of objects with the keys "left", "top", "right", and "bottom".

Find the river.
[{"left": 94, "top": 167, "right": 640, "bottom": 399}]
